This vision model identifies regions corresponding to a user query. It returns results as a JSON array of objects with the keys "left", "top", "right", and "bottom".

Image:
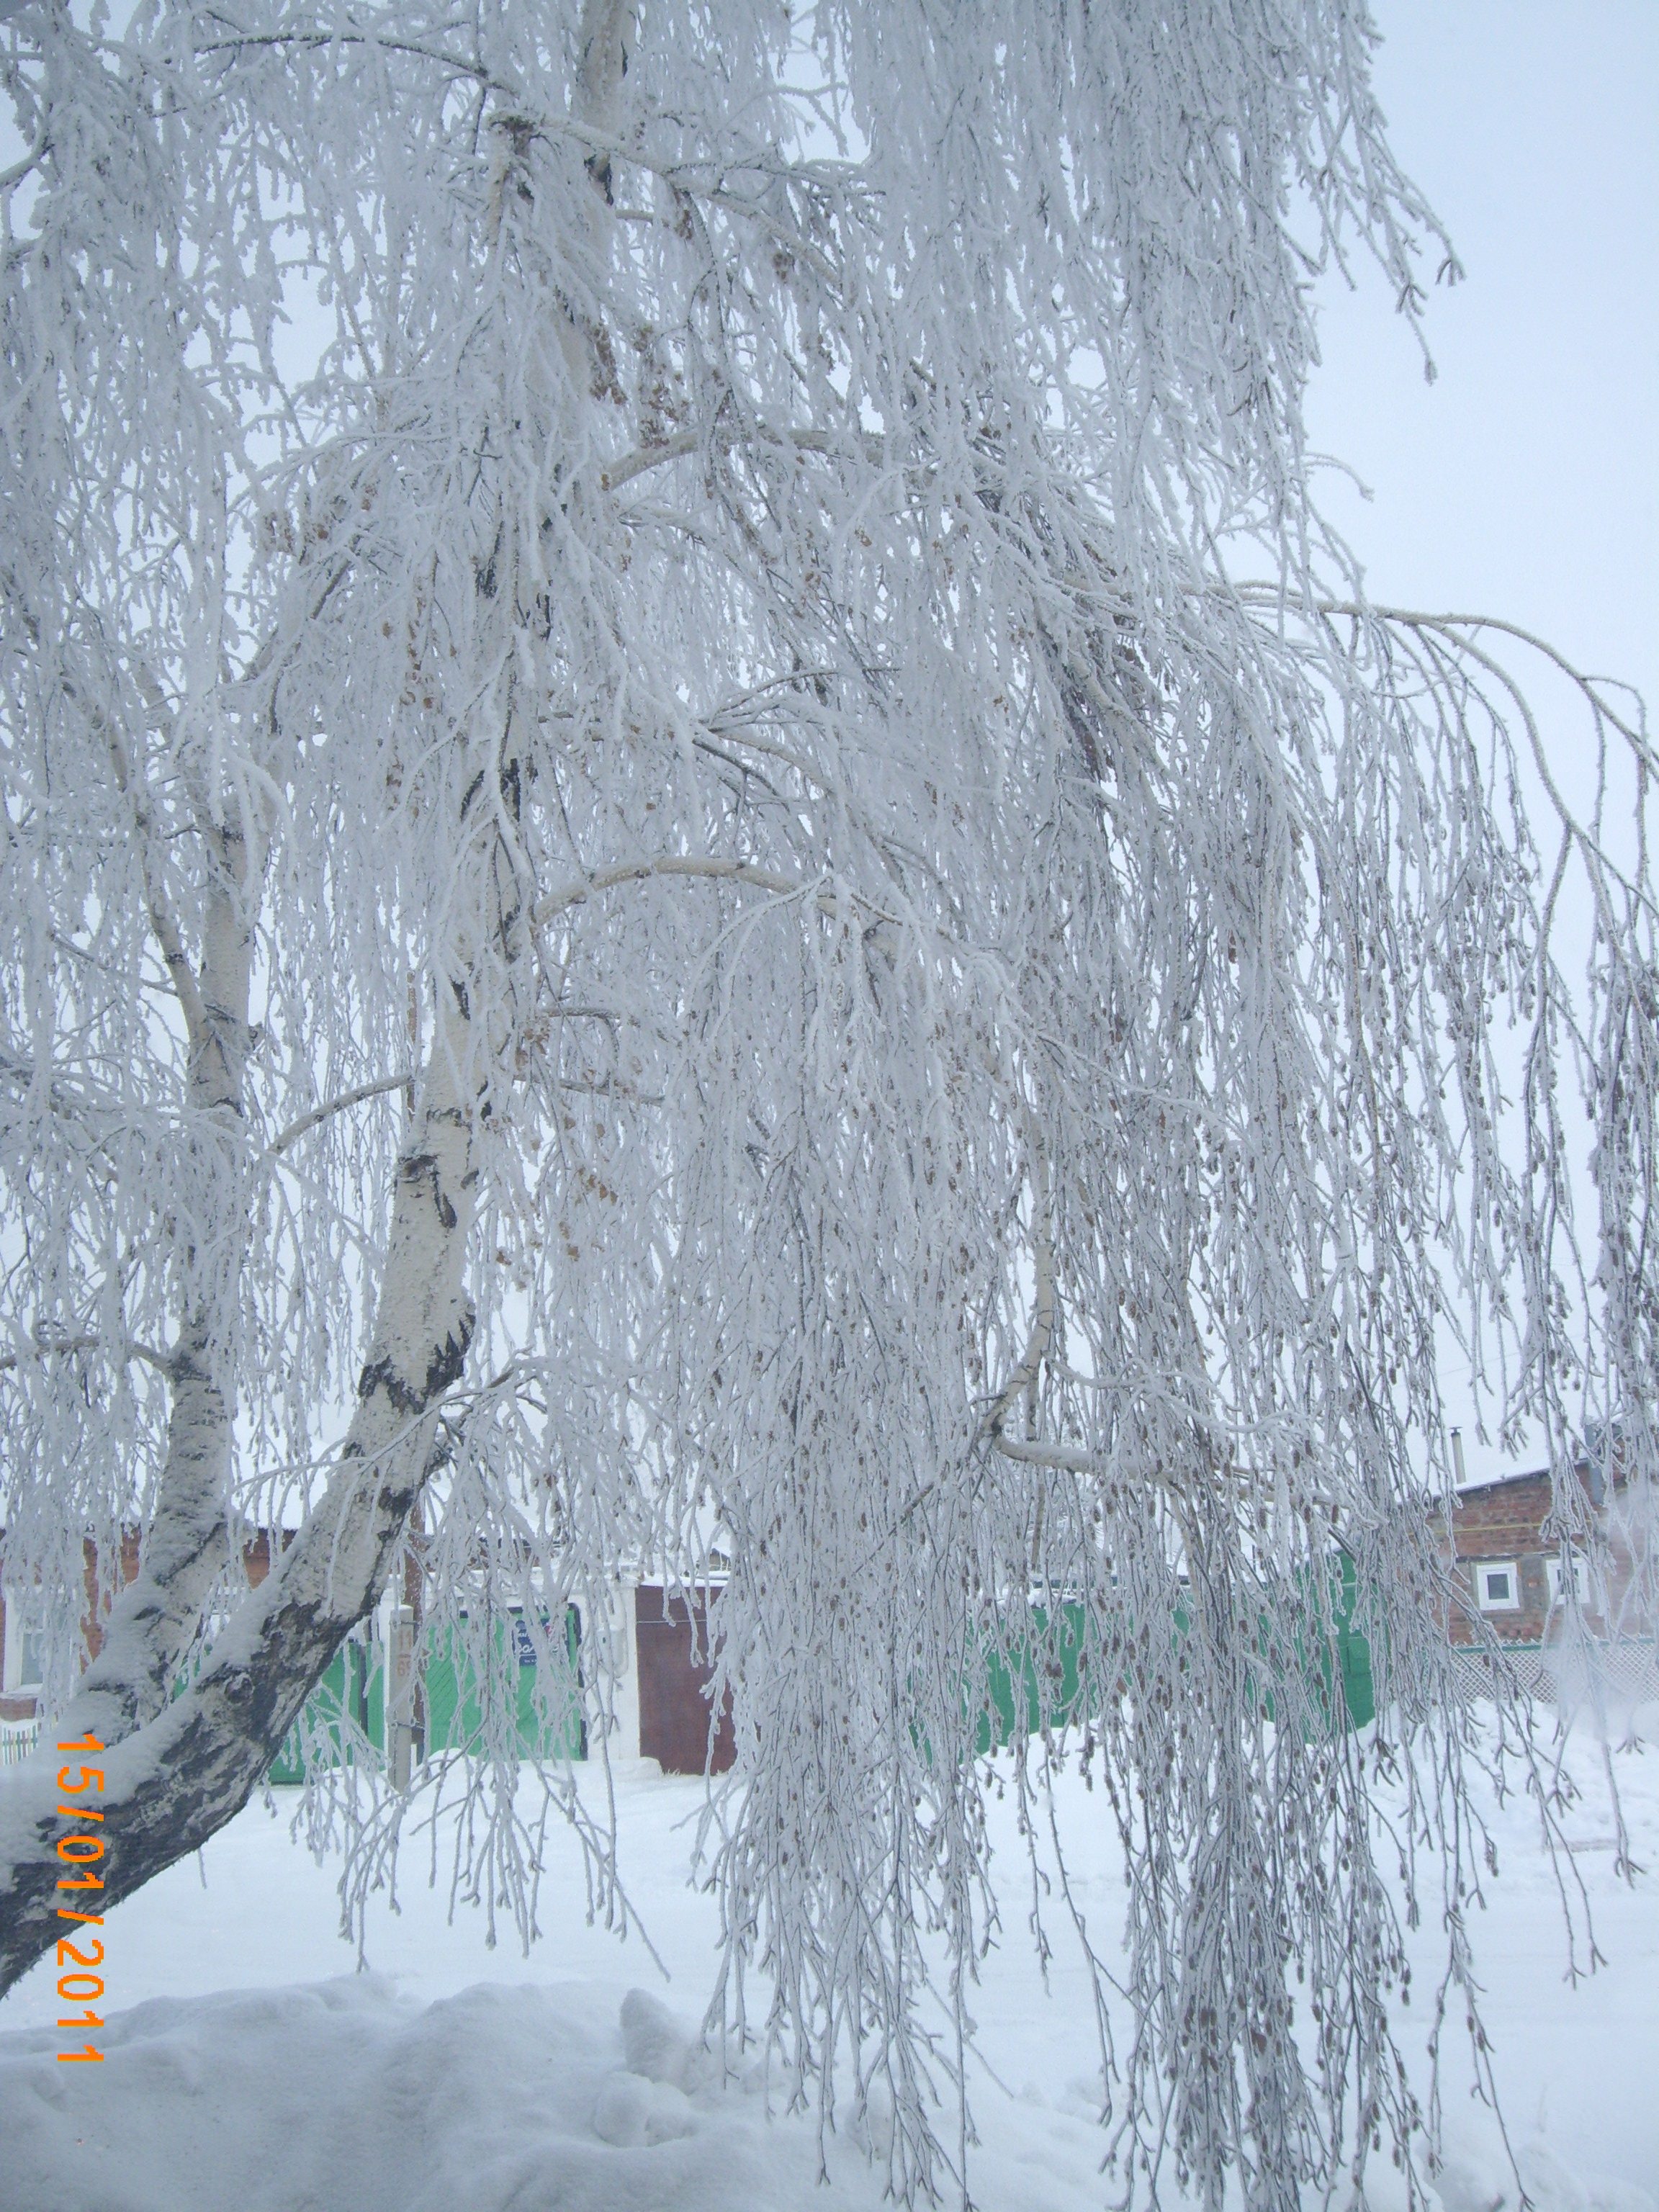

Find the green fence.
[
  {"left": 268, "top": 1605, "right": 583, "bottom": 1782},
  {"left": 976, "top": 1601, "right": 1089, "bottom": 1753},
  {"left": 1314, "top": 1551, "right": 1377, "bottom": 1730},
  {"left": 268, "top": 1637, "right": 385, "bottom": 1784},
  {"left": 263, "top": 1575, "right": 1376, "bottom": 1782},
  {"left": 423, "top": 1606, "right": 585, "bottom": 1761},
  {"left": 974, "top": 1561, "right": 1376, "bottom": 1755},
  {"left": 0, "top": 1716, "right": 42, "bottom": 1768}
]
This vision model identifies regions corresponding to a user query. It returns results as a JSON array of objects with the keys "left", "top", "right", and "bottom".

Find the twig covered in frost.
[{"left": 0, "top": 8, "right": 1653, "bottom": 2211}]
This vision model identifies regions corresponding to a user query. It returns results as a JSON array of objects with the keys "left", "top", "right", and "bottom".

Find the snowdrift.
[{"left": 0, "top": 1979, "right": 830, "bottom": 2212}]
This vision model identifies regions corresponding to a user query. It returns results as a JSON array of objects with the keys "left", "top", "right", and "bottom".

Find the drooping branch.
[
  {"left": 91, "top": 703, "right": 209, "bottom": 1049},
  {"left": 981, "top": 1101, "right": 1056, "bottom": 1445},
  {"left": 2, "top": 11, "right": 1650, "bottom": 2205},
  {"left": 0, "top": 1334, "right": 171, "bottom": 1377},
  {"left": 598, "top": 421, "right": 886, "bottom": 495},
  {"left": 531, "top": 853, "right": 909, "bottom": 948},
  {"left": 532, "top": 852, "right": 804, "bottom": 925},
  {"left": 264, "top": 1073, "right": 412, "bottom": 1161}
]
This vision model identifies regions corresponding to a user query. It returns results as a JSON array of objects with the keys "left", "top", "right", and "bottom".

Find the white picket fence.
[{"left": 0, "top": 1714, "right": 42, "bottom": 1767}]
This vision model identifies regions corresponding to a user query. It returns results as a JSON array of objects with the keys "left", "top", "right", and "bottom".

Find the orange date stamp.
[{"left": 53, "top": 1732, "right": 107, "bottom": 2062}]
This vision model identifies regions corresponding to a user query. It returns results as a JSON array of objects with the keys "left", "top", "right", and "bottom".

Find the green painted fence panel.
[
  {"left": 268, "top": 1639, "right": 383, "bottom": 1784},
  {"left": 267, "top": 1609, "right": 583, "bottom": 1781},
  {"left": 1307, "top": 1551, "right": 1377, "bottom": 1730},
  {"left": 423, "top": 1606, "right": 585, "bottom": 1761},
  {"left": 974, "top": 1565, "right": 1375, "bottom": 1755},
  {"left": 976, "top": 1602, "right": 1089, "bottom": 1754}
]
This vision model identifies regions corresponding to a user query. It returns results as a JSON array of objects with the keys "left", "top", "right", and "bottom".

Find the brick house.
[
  {"left": 1, "top": 1527, "right": 142, "bottom": 1723},
  {"left": 1438, "top": 1434, "right": 1650, "bottom": 1649},
  {"left": 0, "top": 1576, "right": 44, "bottom": 1725},
  {"left": 0, "top": 1527, "right": 288, "bottom": 1725}
]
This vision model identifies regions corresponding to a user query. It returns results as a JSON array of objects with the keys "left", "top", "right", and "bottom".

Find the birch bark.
[
  {"left": 0, "top": 1004, "right": 477, "bottom": 1995},
  {"left": 60, "top": 806, "right": 262, "bottom": 1746}
]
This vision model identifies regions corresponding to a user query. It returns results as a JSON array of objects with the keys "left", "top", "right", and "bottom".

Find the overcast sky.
[
  {"left": 1308, "top": 1, "right": 1655, "bottom": 727},
  {"left": 1305, "top": 2, "right": 1658, "bottom": 1480}
]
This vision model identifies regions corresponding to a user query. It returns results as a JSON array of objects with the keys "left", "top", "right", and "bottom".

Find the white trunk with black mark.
[
  {"left": 68, "top": 868, "right": 261, "bottom": 1744},
  {"left": 2, "top": 12, "right": 1655, "bottom": 2208},
  {"left": 0, "top": 1029, "right": 475, "bottom": 1995}
]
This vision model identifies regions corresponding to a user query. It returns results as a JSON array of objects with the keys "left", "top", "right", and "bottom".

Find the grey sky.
[
  {"left": 1307, "top": 1, "right": 1658, "bottom": 1481},
  {"left": 1309, "top": 1, "right": 1655, "bottom": 720}
]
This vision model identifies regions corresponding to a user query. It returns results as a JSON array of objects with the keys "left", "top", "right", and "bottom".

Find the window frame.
[
  {"left": 1, "top": 1596, "right": 44, "bottom": 1694},
  {"left": 1546, "top": 1553, "right": 1590, "bottom": 1611},
  {"left": 1473, "top": 1560, "right": 1521, "bottom": 1614}
]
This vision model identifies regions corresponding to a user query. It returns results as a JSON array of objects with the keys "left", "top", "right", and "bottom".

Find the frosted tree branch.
[
  {"left": 1, "top": 9, "right": 1652, "bottom": 2209},
  {"left": 264, "top": 1074, "right": 412, "bottom": 1161}
]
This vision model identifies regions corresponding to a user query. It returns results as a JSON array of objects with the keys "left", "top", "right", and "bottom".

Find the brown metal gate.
[{"left": 634, "top": 1585, "right": 735, "bottom": 1775}]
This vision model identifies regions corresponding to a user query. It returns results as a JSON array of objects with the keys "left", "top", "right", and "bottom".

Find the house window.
[
  {"left": 1547, "top": 1555, "right": 1590, "bottom": 1610},
  {"left": 1473, "top": 1562, "right": 1521, "bottom": 1612},
  {"left": 4, "top": 1608, "right": 45, "bottom": 1692}
]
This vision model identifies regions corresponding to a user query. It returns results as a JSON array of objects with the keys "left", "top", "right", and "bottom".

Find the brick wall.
[
  {"left": 1436, "top": 1463, "right": 1646, "bottom": 1646},
  {"left": 1442, "top": 1473, "right": 1554, "bottom": 1642},
  {"left": 78, "top": 1527, "right": 143, "bottom": 1665},
  {"left": 1, "top": 1525, "right": 295, "bottom": 1719}
]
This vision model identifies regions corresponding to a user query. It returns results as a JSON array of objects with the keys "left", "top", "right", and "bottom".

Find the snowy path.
[{"left": 1, "top": 1719, "right": 1655, "bottom": 2211}]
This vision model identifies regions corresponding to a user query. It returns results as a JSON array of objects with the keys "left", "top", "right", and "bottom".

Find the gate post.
[{"left": 388, "top": 1603, "right": 417, "bottom": 1790}]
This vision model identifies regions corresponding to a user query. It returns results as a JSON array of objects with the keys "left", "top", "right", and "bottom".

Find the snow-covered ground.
[{"left": 2, "top": 1710, "right": 1656, "bottom": 2212}]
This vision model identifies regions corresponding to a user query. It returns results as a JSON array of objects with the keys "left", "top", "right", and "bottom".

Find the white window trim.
[
  {"left": 2, "top": 1586, "right": 44, "bottom": 1693},
  {"left": 1473, "top": 1560, "right": 1521, "bottom": 1614},
  {"left": 1547, "top": 1554, "right": 1591, "bottom": 1611}
]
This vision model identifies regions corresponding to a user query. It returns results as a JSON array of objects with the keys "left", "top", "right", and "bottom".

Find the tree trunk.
[
  {"left": 0, "top": 1027, "right": 477, "bottom": 2000},
  {"left": 67, "top": 866, "right": 258, "bottom": 1746}
]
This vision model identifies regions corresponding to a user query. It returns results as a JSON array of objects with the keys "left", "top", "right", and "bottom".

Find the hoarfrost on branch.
[{"left": 1, "top": 5, "right": 1655, "bottom": 2208}]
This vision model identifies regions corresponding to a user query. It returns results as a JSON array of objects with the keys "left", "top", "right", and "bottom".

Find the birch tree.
[{"left": 1, "top": 4, "right": 1655, "bottom": 2206}]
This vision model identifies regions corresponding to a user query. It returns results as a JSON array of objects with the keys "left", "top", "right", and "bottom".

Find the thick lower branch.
[{"left": 0, "top": 1040, "right": 477, "bottom": 2000}]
